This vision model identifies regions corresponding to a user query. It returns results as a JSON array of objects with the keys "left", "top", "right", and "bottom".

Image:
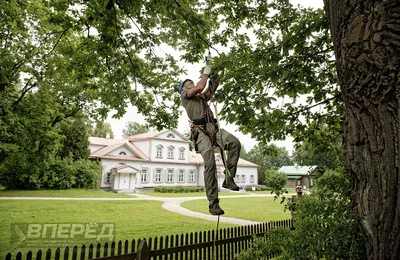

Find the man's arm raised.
[{"left": 186, "top": 66, "right": 211, "bottom": 97}]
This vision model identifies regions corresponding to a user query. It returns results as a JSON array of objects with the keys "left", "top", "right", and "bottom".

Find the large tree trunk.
[{"left": 323, "top": 0, "right": 400, "bottom": 259}]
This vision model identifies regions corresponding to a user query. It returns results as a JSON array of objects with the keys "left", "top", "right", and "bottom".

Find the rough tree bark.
[{"left": 323, "top": 0, "right": 400, "bottom": 259}]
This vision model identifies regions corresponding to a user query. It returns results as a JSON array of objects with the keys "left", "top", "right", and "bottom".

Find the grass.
[
  {"left": 0, "top": 189, "right": 134, "bottom": 198},
  {"left": 181, "top": 197, "right": 291, "bottom": 222},
  {"left": 0, "top": 200, "right": 234, "bottom": 259},
  {"left": 0, "top": 189, "right": 292, "bottom": 259},
  {"left": 244, "top": 190, "right": 274, "bottom": 194},
  {"left": 140, "top": 190, "right": 249, "bottom": 197}
]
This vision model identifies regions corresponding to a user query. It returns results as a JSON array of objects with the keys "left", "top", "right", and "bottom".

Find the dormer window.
[
  {"left": 179, "top": 147, "right": 185, "bottom": 160},
  {"left": 119, "top": 151, "right": 126, "bottom": 155},
  {"left": 167, "top": 133, "right": 175, "bottom": 138},
  {"left": 167, "top": 146, "right": 174, "bottom": 159},
  {"left": 156, "top": 144, "right": 163, "bottom": 158}
]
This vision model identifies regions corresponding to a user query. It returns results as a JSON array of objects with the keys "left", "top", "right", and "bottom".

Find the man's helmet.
[{"left": 179, "top": 79, "right": 192, "bottom": 94}]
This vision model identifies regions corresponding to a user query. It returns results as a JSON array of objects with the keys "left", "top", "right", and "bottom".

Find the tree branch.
[
  {"left": 42, "top": 28, "right": 69, "bottom": 61},
  {"left": 171, "top": 0, "right": 220, "bottom": 55},
  {"left": 286, "top": 95, "right": 339, "bottom": 117},
  {"left": 14, "top": 81, "right": 37, "bottom": 105}
]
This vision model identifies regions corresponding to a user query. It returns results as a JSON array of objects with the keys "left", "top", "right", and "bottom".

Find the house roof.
[
  {"left": 126, "top": 131, "right": 160, "bottom": 139},
  {"left": 90, "top": 138, "right": 150, "bottom": 161},
  {"left": 89, "top": 137, "right": 124, "bottom": 146},
  {"left": 127, "top": 129, "right": 189, "bottom": 142},
  {"left": 278, "top": 165, "right": 318, "bottom": 176}
]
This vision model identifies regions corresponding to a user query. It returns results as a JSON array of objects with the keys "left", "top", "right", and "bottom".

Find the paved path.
[{"left": 0, "top": 193, "right": 278, "bottom": 226}]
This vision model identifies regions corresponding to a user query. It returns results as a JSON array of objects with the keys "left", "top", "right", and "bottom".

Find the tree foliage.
[
  {"left": 93, "top": 120, "right": 114, "bottom": 139},
  {"left": 58, "top": 117, "right": 92, "bottom": 160},
  {"left": 243, "top": 144, "right": 291, "bottom": 184},
  {"left": 292, "top": 124, "right": 342, "bottom": 170},
  {"left": 237, "top": 169, "right": 366, "bottom": 260},
  {"left": 208, "top": 1, "right": 340, "bottom": 148},
  {"left": 122, "top": 121, "right": 149, "bottom": 136},
  {"left": 0, "top": 0, "right": 217, "bottom": 189},
  {"left": 264, "top": 168, "right": 287, "bottom": 190},
  {"left": 0, "top": 77, "right": 98, "bottom": 189}
]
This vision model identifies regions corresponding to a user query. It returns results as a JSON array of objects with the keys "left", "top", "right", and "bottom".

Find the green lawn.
[
  {"left": 0, "top": 200, "right": 234, "bottom": 259},
  {"left": 181, "top": 197, "right": 291, "bottom": 222},
  {"left": 140, "top": 190, "right": 249, "bottom": 197},
  {"left": 0, "top": 190, "right": 291, "bottom": 259},
  {"left": 0, "top": 189, "right": 133, "bottom": 198}
]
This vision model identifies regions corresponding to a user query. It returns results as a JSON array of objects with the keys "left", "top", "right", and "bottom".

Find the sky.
[{"left": 106, "top": 0, "right": 324, "bottom": 154}]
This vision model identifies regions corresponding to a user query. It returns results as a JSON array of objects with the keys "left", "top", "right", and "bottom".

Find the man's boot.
[
  {"left": 209, "top": 199, "right": 224, "bottom": 215},
  {"left": 222, "top": 176, "right": 240, "bottom": 191}
]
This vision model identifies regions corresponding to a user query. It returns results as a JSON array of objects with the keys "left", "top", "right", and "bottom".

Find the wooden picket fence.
[{"left": 5, "top": 219, "right": 293, "bottom": 260}]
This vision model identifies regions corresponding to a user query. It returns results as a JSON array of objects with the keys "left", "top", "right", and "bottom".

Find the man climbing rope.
[{"left": 178, "top": 58, "right": 241, "bottom": 215}]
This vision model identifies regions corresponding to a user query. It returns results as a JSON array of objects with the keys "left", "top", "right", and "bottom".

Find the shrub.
[
  {"left": 42, "top": 158, "right": 75, "bottom": 189},
  {"left": 0, "top": 155, "right": 100, "bottom": 190},
  {"left": 154, "top": 186, "right": 205, "bottom": 193},
  {"left": 71, "top": 159, "right": 100, "bottom": 189},
  {"left": 237, "top": 168, "right": 367, "bottom": 260},
  {"left": 243, "top": 184, "right": 268, "bottom": 191},
  {"left": 264, "top": 169, "right": 287, "bottom": 190}
]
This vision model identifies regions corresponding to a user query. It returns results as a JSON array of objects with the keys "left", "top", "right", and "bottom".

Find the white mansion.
[{"left": 89, "top": 129, "right": 259, "bottom": 192}]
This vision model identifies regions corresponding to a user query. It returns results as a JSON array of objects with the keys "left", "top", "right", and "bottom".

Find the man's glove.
[{"left": 203, "top": 65, "right": 212, "bottom": 76}]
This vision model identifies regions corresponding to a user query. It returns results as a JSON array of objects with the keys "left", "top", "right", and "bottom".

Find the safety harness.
[{"left": 189, "top": 92, "right": 219, "bottom": 148}]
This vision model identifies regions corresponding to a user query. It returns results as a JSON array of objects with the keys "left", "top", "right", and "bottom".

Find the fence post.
[{"left": 137, "top": 240, "right": 150, "bottom": 260}]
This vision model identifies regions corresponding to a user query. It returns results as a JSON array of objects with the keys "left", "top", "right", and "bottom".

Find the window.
[
  {"left": 179, "top": 147, "right": 185, "bottom": 160},
  {"left": 250, "top": 175, "right": 254, "bottom": 183},
  {"left": 167, "top": 133, "right": 175, "bottom": 138},
  {"left": 154, "top": 169, "right": 162, "bottom": 183},
  {"left": 167, "top": 146, "right": 174, "bottom": 159},
  {"left": 119, "top": 151, "right": 126, "bottom": 155},
  {"left": 141, "top": 169, "right": 149, "bottom": 183},
  {"left": 178, "top": 170, "right": 185, "bottom": 182},
  {"left": 167, "top": 169, "right": 174, "bottom": 183},
  {"left": 105, "top": 172, "right": 111, "bottom": 184},
  {"left": 241, "top": 175, "right": 246, "bottom": 183},
  {"left": 234, "top": 176, "right": 240, "bottom": 183},
  {"left": 188, "top": 170, "right": 195, "bottom": 183},
  {"left": 156, "top": 145, "right": 163, "bottom": 158}
]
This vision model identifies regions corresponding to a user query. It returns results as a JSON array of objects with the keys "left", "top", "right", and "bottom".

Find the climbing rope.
[
  {"left": 206, "top": 51, "right": 231, "bottom": 183},
  {"left": 212, "top": 215, "right": 220, "bottom": 260},
  {"left": 205, "top": 51, "right": 226, "bottom": 260}
]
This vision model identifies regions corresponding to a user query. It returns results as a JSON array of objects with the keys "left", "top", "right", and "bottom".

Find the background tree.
[
  {"left": 92, "top": 121, "right": 114, "bottom": 139},
  {"left": 239, "top": 144, "right": 247, "bottom": 159},
  {"left": 57, "top": 116, "right": 92, "bottom": 160},
  {"left": 244, "top": 144, "right": 292, "bottom": 184},
  {"left": 292, "top": 125, "right": 342, "bottom": 170},
  {"left": 122, "top": 121, "right": 149, "bottom": 136},
  {"left": 0, "top": 87, "right": 100, "bottom": 189},
  {"left": 264, "top": 169, "right": 287, "bottom": 190},
  {"left": 182, "top": 130, "right": 194, "bottom": 151}
]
